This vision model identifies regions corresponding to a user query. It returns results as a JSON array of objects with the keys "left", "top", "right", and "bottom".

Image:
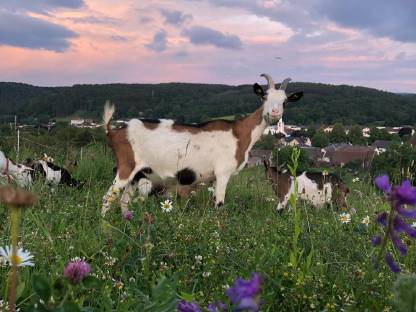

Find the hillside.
[{"left": 0, "top": 81, "right": 415, "bottom": 125}]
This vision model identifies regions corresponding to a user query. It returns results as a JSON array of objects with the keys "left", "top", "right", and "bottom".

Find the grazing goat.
[
  {"left": 113, "top": 167, "right": 204, "bottom": 213},
  {"left": 0, "top": 150, "right": 33, "bottom": 187},
  {"left": 263, "top": 161, "right": 349, "bottom": 211},
  {"left": 24, "top": 156, "right": 82, "bottom": 188},
  {"left": 102, "top": 74, "right": 303, "bottom": 216}
]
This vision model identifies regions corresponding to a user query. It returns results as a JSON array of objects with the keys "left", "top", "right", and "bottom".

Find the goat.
[
  {"left": 263, "top": 161, "right": 349, "bottom": 211},
  {"left": 101, "top": 74, "right": 303, "bottom": 216},
  {"left": 0, "top": 150, "right": 33, "bottom": 187},
  {"left": 24, "top": 156, "right": 82, "bottom": 188},
  {"left": 113, "top": 167, "right": 205, "bottom": 213}
]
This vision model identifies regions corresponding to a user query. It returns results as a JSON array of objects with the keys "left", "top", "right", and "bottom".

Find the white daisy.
[
  {"left": 207, "top": 187, "right": 215, "bottom": 193},
  {"left": 339, "top": 213, "right": 351, "bottom": 224},
  {"left": 160, "top": 200, "right": 173, "bottom": 212},
  {"left": 411, "top": 222, "right": 416, "bottom": 228},
  {"left": 352, "top": 177, "right": 360, "bottom": 183},
  {"left": 0, "top": 246, "right": 34, "bottom": 267},
  {"left": 361, "top": 215, "right": 370, "bottom": 226}
]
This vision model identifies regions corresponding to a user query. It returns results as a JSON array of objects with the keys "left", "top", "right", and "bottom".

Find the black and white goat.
[
  {"left": 101, "top": 73, "right": 303, "bottom": 216},
  {"left": 24, "top": 156, "right": 82, "bottom": 188}
]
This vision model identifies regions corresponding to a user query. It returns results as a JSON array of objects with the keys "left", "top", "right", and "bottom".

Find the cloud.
[
  {"left": 160, "top": 8, "right": 192, "bottom": 26},
  {"left": 183, "top": 26, "right": 242, "bottom": 49},
  {"left": 66, "top": 15, "right": 120, "bottom": 25},
  {"left": 111, "top": 35, "right": 128, "bottom": 42},
  {"left": 1, "top": 0, "right": 85, "bottom": 13},
  {"left": 146, "top": 30, "right": 168, "bottom": 52},
  {"left": 0, "top": 12, "right": 77, "bottom": 52},
  {"left": 318, "top": 0, "right": 416, "bottom": 43}
]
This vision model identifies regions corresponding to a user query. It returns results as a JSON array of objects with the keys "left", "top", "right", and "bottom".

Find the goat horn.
[
  {"left": 260, "top": 73, "right": 275, "bottom": 89},
  {"left": 279, "top": 78, "right": 292, "bottom": 91}
]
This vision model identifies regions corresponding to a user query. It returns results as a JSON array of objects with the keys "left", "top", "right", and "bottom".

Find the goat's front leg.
[
  {"left": 214, "top": 173, "right": 232, "bottom": 208},
  {"left": 101, "top": 177, "right": 130, "bottom": 216}
]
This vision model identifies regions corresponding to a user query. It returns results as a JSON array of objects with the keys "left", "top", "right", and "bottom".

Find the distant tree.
[
  {"left": 254, "top": 133, "right": 276, "bottom": 150},
  {"left": 369, "top": 127, "right": 392, "bottom": 143},
  {"left": 399, "top": 127, "right": 413, "bottom": 138},
  {"left": 329, "top": 123, "right": 348, "bottom": 143},
  {"left": 312, "top": 130, "right": 329, "bottom": 148},
  {"left": 348, "top": 125, "right": 366, "bottom": 145},
  {"left": 371, "top": 142, "right": 416, "bottom": 183},
  {"left": 271, "top": 146, "right": 313, "bottom": 172}
]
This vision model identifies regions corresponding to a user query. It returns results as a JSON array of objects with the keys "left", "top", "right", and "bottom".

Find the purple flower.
[
  {"left": 394, "top": 180, "right": 416, "bottom": 205},
  {"left": 227, "top": 273, "right": 262, "bottom": 312},
  {"left": 208, "top": 302, "right": 228, "bottom": 312},
  {"left": 122, "top": 209, "right": 134, "bottom": 221},
  {"left": 371, "top": 236, "right": 382, "bottom": 246},
  {"left": 377, "top": 212, "right": 388, "bottom": 226},
  {"left": 393, "top": 215, "right": 416, "bottom": 237},
  {"left": 375, "top": 175, "right": 391, "bottom": 194},
  {"left": 395, "top": 205, "right": 416, "bottom": 219},
  {"left": 390, "top": 232, "right": 407, "bottom": 256},
  {"left": 385, "top": 252, "right": 401, "bottom": 273},
  {"left": 64, "top": 260, "right": 91, "bottom": 284},
  {"left": 177, "top": 300, "right": 202, "bottom": 312}
]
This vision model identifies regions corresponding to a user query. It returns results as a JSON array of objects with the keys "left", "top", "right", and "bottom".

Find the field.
[{"left": 0, "top": 143, "right": 410, "bottom": 311}]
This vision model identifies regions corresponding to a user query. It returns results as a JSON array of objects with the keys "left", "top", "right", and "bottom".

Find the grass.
[{"left": 0, "top": 143, "right": 407, "bottom": 311}]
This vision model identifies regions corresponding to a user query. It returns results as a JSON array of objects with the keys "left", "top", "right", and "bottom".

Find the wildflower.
[
  {"left": 177, "top": 300, "right": 202, "bottom": 312},
  {"left": 412, "top": 222, "right": 416, "bottom": 228},
  {"left": 207, "top": 302, "right": 227, "bottom": 312},
  {"left": 194, "top": 255, "right": 203, "bottom": 264},
  {"left": 208, "top": 187, "right": 215, "bottom": 193},
  {"left": 160, "top": 199, "right": 173, "bottom": 212},
  {"left": 265, "top": 197, "right": 275, "bottom": 202},
  {"left": 203, "top": 271, "right": 211, "bottom": 278},
  {"left": 361, "top": 215, "right": 370, "bottom": 226},
  {"left": 322, "top": 169, "right": 329, "bottom": 176},
  {"left": 0, "top": 246, "right": 34, "bottom": 267},
  {"left": 352, "top": 177, "right": 360, "bottom": 183},
  {"left": 122, "top": 209, "right": 134, "bottom": 221},
  {"left": 227, "top": 273, "right": 262, "bottom": 312},
  {"left": 339, "top": 213, "right": 351, "bottom": 224},
  {"left": 64, "top": 260, "right": 91, "bottom": 284},
  {"left": 372, "top": 175, "right": 416, "bottom": 273}
]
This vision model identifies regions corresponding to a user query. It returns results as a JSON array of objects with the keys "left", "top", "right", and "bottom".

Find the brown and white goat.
[
  {"left": 101, "top": 74, "right": 303, "bottom": 216},
  {"left": 263, "top": 161, "right": 349, "bottom": 211}
]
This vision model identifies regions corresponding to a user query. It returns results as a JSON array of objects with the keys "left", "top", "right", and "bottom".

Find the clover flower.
[
  {"left": 176, "top": 300, "right": 202, "bottom": 312},
  {"left": 226, "top": 273, "right": 262, "bottom": 312},
  {"left": 122, "top": 209, "right": 134, "bottom": 221},
  {"left": 160, "top": 199, "right": 173, "bottom": 212},
  {"left": 373, "top": 175, "right": 416, "bottom": 272},
  {"left": 0, "top": 246, "right": 34, "bottom": 267},
  {"left": 64, "top": 259, "right": 91, "bottom": 284}
]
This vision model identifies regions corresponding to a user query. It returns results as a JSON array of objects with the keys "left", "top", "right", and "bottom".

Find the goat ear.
[
  {"left": 253, "top": 83, "right": 265, "bottom": 97},
  {"left": 287, "top": 91, "right": 303, "bottom": 102}
]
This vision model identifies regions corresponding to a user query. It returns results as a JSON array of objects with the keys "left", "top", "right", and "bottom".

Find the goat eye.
[{"left": 283, "top": 100, "right": 288, "bottom": 107}]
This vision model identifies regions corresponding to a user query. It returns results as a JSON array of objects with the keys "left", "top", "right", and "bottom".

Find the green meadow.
[{"left": 0, "top": 143, "right": 408, "bottom": 311}]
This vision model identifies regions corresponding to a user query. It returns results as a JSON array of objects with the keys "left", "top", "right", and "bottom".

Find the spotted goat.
[
  {"left": 101, "top": 74, "right": 303, "bottom": 216},
  {"left": 24, "top": 155, "right": 82, "bottom": 188},
  {"left": 0, "top": 150, "right": 33, "bottom": 187},
  {"left": 263, "top": 161, "right": 349, "bottom": 211}
]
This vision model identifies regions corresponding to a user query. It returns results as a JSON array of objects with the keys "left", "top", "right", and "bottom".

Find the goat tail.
[{"left": 103, "top": 100, "right": 115, "bottom": 135}]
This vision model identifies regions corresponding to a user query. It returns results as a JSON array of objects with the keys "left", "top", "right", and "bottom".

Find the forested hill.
[{"left": 0, "top": 81, "right": 415, "bottom": 126}]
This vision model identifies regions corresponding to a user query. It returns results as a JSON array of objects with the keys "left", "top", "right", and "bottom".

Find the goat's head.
[{"left": 253, "top": 74, "right": 303, "bottom": 125}]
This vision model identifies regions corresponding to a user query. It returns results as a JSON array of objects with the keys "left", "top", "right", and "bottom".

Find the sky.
[{"left": 0, "top": 0, "right": 415, "bottom": 93}]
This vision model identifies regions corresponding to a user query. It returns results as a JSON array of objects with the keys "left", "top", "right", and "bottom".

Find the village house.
[{"left": 246, "top": 149, "right": 272, "bottom": 168}]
